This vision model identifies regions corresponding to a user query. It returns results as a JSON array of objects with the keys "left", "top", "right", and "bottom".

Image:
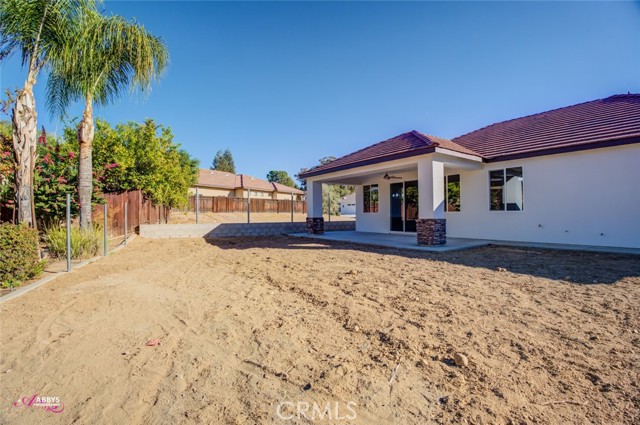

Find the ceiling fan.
[{"left": 383, "top": 172, "right": 402, "bottom": 180}]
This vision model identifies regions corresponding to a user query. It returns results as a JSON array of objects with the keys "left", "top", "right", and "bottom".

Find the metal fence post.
[
  {"left": 66, "top": 194, "right": 71, "bottom": 272},
  {"left": 103, "top": 203, "right": 108, "bottom": 256},
  {"left": 124, "top": 201, "right": 128, "bottom": 245},
  {"left": 195, "top": 187, "right": 199, "bottom": 224},
  {"left": 291, "top": 192, "right": 294, "bottom": 223},
  {"left": 328, "top": 186, "right": 331, "bottom": 222},
  {"left": 247, "top": 189, "right": 251, "bottom": 223}
]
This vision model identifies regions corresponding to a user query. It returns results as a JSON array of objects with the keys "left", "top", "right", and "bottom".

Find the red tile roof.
[
  {"left": 195, "top": 169, "right": 304, "bottom": 194},
  {"left": 272, "top": 181, "right": 305, "bottom": 195},
  {"left": 300, "top": 131, "right": 477, "bottom": 178},
  {"left": 197, "top": 169, "right": 237, "bottom": 189},
  {"left": 452, "top": 94, "right": 640, "bottom": 161},
  {"left": 236, "top": 174, "right": 275, "bottom": 192},
  {"left": 299, "top": 94, "right": 640, "bottom": 178}
]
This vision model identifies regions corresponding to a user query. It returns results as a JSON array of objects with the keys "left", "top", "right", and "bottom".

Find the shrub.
[
  {"left": 45, "top": 225, "right": 103, "bottom": 259},
  {"left": 0, "top": 224, "right": 45, "bottom": 288}
]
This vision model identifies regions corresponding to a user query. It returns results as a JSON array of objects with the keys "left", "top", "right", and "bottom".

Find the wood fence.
[
  {"left": 93, "top": 190, "right": 168, "bottom": 237},
  {"left": 187, "top": 195, "right": 306, "bottom": 214}
]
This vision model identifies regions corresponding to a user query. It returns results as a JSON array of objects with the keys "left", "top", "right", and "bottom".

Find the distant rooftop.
[{"left": 195, "top": 169, "right": 304, "bottom": 194}]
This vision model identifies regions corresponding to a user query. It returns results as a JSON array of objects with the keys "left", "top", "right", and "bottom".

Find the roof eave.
[
  {"left": 299, "top": 146, "right": 437, "bottom": 179},
  {"left": 485, "top": 135, "right": 640, "bottom": 163}
]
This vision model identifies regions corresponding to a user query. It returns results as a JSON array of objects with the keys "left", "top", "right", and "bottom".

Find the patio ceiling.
[{"left": 309, "top": 151, "right": 482, "bottom": 185}]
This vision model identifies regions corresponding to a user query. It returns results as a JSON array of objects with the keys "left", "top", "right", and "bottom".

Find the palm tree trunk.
[
  {"left": 11, "top": 80, "right": 37, "bottom": 227},
  {"left": 77, "top": 96, "right": 94, "bottom": 229}
]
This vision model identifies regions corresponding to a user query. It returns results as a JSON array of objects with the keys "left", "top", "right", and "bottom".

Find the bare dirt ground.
[
  {"left": 170, "top": 212, "right": 354, "bottom": 224},
  {"left": 0, "top": 237, "right": 638, "bottom": 425}
]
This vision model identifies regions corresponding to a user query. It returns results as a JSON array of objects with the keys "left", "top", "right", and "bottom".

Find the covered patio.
[{"left": 299, "top": 131, "right": 484, "bottom": 246}]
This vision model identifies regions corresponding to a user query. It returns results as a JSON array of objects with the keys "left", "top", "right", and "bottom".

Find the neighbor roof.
[
  {"left": 195, "top": 169, "right": 304, "bottom": 194},
  {"left": 299, "top": 94, "right": 640, "bottom": 178},
  {"left": 196, "top": 169, "right": 236, "bottom": 189}
]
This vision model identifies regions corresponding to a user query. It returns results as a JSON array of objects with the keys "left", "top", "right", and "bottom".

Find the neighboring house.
[
  {"left": 339, "top": 193, "right": 356, "bottom": 216},
  {"left": 190, "top": 169, "right": 304, "bottom": 200},
  {"left": 299, "top": 94, "right": 640, "bottom": 248}
]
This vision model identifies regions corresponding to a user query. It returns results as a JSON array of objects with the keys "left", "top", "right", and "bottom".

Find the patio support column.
[
  {"left": 306, "top": 180, "right": 324, "bottom": 234},
  {"left": 416, "top": 158, "right": 446, "bottom": 245}
]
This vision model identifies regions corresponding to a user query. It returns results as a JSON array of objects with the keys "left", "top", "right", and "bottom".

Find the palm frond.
[
  {"left": 0, "top": 0, "right": 100, "bottom": 72},
  {"left": 47, "top": 9, "right": 169, "bottom": 112}
]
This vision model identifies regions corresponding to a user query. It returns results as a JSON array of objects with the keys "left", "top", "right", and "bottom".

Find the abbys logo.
[
  {"left": 13, "top": 394, "right": 64, "bottom": 413},
  {"left": 276, "top": 400, "right": 357, "bottom": 422}
]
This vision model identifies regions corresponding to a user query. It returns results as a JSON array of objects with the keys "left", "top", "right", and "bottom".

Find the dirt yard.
[
  {"left": 169, "top": 212, "right": 354, "bottom": 224},
  {"left": 0, "top": 237, "right": 638, "bottom": 424}
]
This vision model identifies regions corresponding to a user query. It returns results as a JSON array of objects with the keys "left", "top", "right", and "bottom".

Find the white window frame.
[
  {"left": 363, "top": 184, "right": 379, "bottom": 214},
  {"left": 489, "top": 166, "right": 524, "bottom": 212},
  {"left": 445, "top": 174, "right": 461, "bottom": 213}
]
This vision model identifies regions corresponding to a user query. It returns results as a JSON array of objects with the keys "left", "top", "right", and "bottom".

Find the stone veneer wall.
[
  {"left": 306, "top": 217, "right": 325, "bottom": 234},
  {"left": 416, "top": 218, "right": 446, "bottom": 245}
]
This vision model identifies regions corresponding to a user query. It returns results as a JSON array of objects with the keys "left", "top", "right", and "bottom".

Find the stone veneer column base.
[
  {"left": 416, "top": 218, "right": 446, "bottom": 245},
  {"left": 306, "top": 217, "right": 325, "bottom": 234}
]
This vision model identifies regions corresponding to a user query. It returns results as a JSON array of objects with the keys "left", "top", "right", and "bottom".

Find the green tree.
[
  {"left": 296, "top": 156, "right": 354, "bottom": 215},
  {"left": 3, "top": 121, "right": 107, "bottom": 226},
  {"left": 0, "top": 120, "right": 15, "bottom": 220},
  {"left": 266, "top": 170, "right": 297, "bottom": 189},
  {"left": 0, "top": 0, "right": 95, "bottom": 227},
  {"left": 295, "top": 168, "right": 308, "bottom": 191},
  {"left": 210, "top": 148, "right": 235, "bottom": 173},
  {"left": 77, "top": 119, "right": 198, "bottom": 210},
  {"left": 33, "top": 128, "right": 82, "bottom": 226},
  {"left": 323, "top": 184, "right": 354, "bottom": 216},
  {"left": 47, "top": 9, "right": 168, "bottom": 228}
]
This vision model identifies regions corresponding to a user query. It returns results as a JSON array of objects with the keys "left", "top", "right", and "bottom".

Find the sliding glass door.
[{"left": 389, "top": 181, "right": 418, "bottom": 232}]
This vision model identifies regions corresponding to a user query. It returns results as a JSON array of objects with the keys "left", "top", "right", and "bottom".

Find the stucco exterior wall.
[
  {"left": 349, "top": 145, "right": 640, "bottom": 248},
  {"left": 189, "top": 186, "right": 235, "bottom": 197},
  {"left": 273, "top": 191, "right": 303, "bottom": 201},
  {"left": 355, "top": 170, "right": 419, "bottom": 233},
  {"left": 235, "top": 188, "right": 272, "bottom": 198},
  {"left": 445, "top": 144, "right": 640, "bottom": 248}
]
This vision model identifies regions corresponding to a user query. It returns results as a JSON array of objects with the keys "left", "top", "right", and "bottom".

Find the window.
[
  {"left": 363, "top": 184, "right": 379, "bottom": 213},
  {"left": 489, "top": 167, "right": 523, "bottom": 211},
  {"left": 444, "top": 174, "right": 461, "bottom": 212}
]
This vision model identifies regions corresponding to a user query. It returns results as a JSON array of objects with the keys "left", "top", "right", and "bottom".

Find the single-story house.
[
  {"left": 190, "top": 169, "right": 305, "bottom": 200},
  {"left": 299, "top": 94, "right": 640, "bottom": 248},
  {"left": 339, "top": 193, "right": 356, "bottom": 216}
]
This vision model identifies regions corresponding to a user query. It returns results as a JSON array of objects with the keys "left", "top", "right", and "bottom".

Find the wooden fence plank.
[
  {"left": 186, "top": 195, "right": 306, "bottom": 214},
  {"left": 93, "top": 190, "right": 167, "bottom": 237}
]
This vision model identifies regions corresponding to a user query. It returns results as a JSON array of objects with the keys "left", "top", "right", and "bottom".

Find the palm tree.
[
  {"left": 0, "top": 0, "right": 95, "bottom": 227},
  {"left": 48, "top": 10, "right": 168, "bottom": 228}
]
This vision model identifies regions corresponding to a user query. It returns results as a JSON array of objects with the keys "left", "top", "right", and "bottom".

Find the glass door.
[
  {"left": 389, "top": 181, "right": 418, "bottom": 232},
  {"left": 390, "top": 183, "right": 404, "bottom": 231},
  {"left": 404, "top": 180, "right": 418, "bottom": 232}
]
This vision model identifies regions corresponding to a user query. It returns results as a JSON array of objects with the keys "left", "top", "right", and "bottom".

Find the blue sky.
[{"left": 1, "top": 1, "right": 639, "bottom": 182}]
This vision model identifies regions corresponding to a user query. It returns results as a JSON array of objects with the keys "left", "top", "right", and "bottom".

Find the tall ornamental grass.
[{"left": 45, "top": 224, "right": 103, "bottom": 259}]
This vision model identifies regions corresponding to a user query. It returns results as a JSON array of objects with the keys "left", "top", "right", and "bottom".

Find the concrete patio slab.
[
  {"left": 289, "top": 231, "right": 491, "bottom": 252},
  {"left": 289, "top": 231, "right": 640, "bottom": 255}
]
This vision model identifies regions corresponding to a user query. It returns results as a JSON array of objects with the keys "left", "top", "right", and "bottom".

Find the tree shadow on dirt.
[{"left": 204, "top": 236, "right": 640, "bottom": 285}]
